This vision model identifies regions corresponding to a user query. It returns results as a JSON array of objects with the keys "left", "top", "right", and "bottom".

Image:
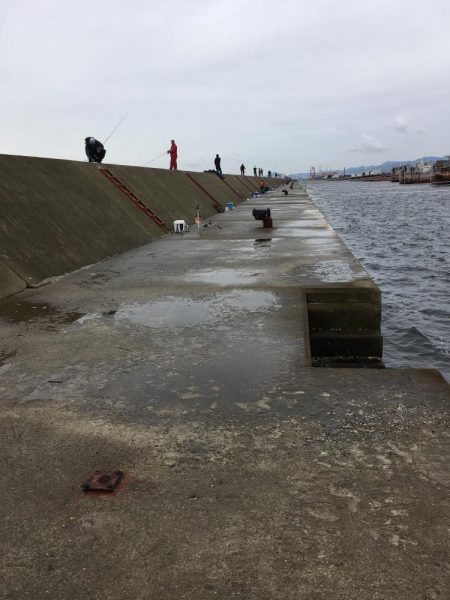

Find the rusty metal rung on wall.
[
  {"left": 221, "top": 178, "right": 245, "bottom": 201},
  {"left": 100, "top": 169, "right": 167, "bottom": 230},
  {"left": 185, "top": 173, "right": 222, "bottom": 211},
  {"left": 237, "top": 176, "right": 256, "bottom": 193}
]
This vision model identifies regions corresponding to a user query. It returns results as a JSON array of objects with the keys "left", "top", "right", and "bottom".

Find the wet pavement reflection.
[
  {"left": 0, "top": 299, "right": 83, "bottom": 326},
  {"left": 75, "top": 290, "right": 279, "bottom": 329}
]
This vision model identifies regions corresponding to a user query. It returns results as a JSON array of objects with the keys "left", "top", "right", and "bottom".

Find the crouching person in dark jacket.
[{"left": 85, "top": 137, "right": 106, "bottom": 163}]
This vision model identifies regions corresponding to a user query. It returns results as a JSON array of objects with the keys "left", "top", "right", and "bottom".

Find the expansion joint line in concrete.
[
  {"left": 220, "top": 178, "right": 246, "bottom": 201},
  {"left": 185, "top": 173, "right": 222, "bottom": 211},
  {"left": 0, "top": 255, "right": 27, "bottom": 288},
  {"left": 100, "top": 168, "right": 168, "bottom": 230},
  {"left": 237, "top": 176, "right": 257, "bottom": 193}
]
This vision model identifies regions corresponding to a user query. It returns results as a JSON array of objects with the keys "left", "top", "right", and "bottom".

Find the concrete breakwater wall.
[{"left": 0, "top": 154, "right": 279, "bottom": 299}]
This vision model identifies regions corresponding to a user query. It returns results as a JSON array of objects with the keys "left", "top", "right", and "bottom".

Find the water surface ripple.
[{"left": 306, "top": 181, "right": 449, "bottom": 381}]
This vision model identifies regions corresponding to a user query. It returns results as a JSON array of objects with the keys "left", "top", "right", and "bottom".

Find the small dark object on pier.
[
  {"left": 252, "top": 208, "right": 271, "bottom": 220},
  {"left": 204, "top": 169, "right": 224, "bottom": 180},
  {"left": 282, "top": 189, "right": 288, "bottom": 195},
  {"left": 81, "top": 470, "right": 124, "bottom": 493},
  {"left": 252, "top": 208, "right": 272, "bottom": 228}
]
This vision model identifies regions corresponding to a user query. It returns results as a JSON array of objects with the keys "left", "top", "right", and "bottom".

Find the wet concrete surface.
[{"left": 0, "top": 184, "right": 449, "bottom": 599}]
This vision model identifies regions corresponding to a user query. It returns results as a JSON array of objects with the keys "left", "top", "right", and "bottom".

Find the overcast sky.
[{"left": 1, "top": 0, "right": 450, "bottom": 174}]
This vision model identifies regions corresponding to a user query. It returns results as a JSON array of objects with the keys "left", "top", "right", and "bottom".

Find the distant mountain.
[{"left": 292, "top": 156, "right": 444, "bottom": 179}]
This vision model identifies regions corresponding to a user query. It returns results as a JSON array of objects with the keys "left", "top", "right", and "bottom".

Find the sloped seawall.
[{"left": 0, "top": 154, "right": 279, "bottom": 299}]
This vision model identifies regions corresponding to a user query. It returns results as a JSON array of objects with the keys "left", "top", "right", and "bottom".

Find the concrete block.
[
  {"left": 307, "top": 302, "right": 381, "bottom": 332},
  {"left": 309, "top": 332, "right": 383, "bottom": 359}
]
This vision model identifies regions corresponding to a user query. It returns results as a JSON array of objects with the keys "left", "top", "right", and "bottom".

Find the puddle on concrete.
[
  {"left": 184, "top": 268, "right": 262, "bottom": 285},
  {"left": 116, "top": 299, "right": 209, "bottom": 327},
  {"left": 222, "top": 290, "right": 277, "bottom": 312},
  {"left": 0, "top": 300, "right": 83, "bottom": 325},
  {"left": 254, "top": 239, "right": 272, "bottom": 248},
  {"left": 253, "top": 226, "right": 276, "bottom": 235},
  {"left": 106, "top": 291, "right": 279, "bottom": 329}
]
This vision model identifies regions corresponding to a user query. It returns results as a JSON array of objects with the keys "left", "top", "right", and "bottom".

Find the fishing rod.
[
  {"left": 102, "top": 114, "right": 127, "bottom": 145},
  {"left": 142, "top": 151, "right": 167, "bottom": 167}
]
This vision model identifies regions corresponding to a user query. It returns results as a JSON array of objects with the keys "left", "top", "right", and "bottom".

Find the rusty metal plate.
[{"left": 81, "top": 470, "right": 124, "bottom": 492}]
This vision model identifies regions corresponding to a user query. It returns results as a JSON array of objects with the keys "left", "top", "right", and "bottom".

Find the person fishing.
[
  {"left": 84, "top": 115, "right": 126, "bottom": 163},
  {"left": 167, "top": 139, "right": 178, "bottom": 170},
  {"left": 85, "top": 137, "right": 106, "bottom": 163},
  {"left": 240, "top": 164, "right": 246, "bottom": 176},
  {"left": 214, "top": 154, "right": 222, "bottom": 174}
]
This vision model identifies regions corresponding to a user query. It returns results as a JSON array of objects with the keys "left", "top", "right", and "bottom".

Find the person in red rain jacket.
[{"left": 167, "top": 139, "right": 178, "bottom": 170}]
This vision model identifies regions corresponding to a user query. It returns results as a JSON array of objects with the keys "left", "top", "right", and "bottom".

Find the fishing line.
[
  {"left": 103, "top": 114, "right": 127, "bottom": 145},
  {"left": 142, "top": 152, "right": 167, "bottom": 167}
]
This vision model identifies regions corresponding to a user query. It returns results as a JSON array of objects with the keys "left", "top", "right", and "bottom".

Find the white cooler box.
[{"left": 173, "top": 220, "right": 189, "bottom": 233}]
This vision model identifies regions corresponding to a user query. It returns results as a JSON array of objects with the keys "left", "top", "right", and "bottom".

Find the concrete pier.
[{"left": 0, "top": 168, "right": 449, "bottom": 599}]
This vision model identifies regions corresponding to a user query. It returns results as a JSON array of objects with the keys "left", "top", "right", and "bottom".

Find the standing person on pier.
[
  {"left": 240, "top": 164, "right": 246, "bottom": 176},
  {"left": 167, "top": 139, "right": 178, "bottom": 170},
  {"left": 268, "top": 170, "right": 272, "bottom": 178},
  {"left": 214, "top": 154, "right": 222, "bottom": 174},
  {"left": 253, "top": 165, "right": 257, "bottom": 176}
]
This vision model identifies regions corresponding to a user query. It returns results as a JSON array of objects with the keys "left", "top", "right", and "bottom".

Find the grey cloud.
[
  {"left": 393, "top": 115, "right": 411, "bottom": 134},
  {"left": 348, "top": 135, "right": 387, "bottom": 154},
  {"left": 392, "top": 115, "right": 427, "bottom": 136},
  {"left": 1, "top": 0, "right": 450, "bottom": 172}
]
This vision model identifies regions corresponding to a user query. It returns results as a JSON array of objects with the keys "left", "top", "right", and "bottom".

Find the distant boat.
[
  {"left": 348, "top": 171, "right": 391, "bottom": 181},
  {"left": 391, "top": 167, "right": 400, "bottom": 182},
  {"left": 398, "top": 161, "right": 432, "bottom": 184},
  {"left": 431, "top": 157, "right": 450, "bottom": 185},
  {"left": 355, "top": 173, "right": 391, "bottom": 181}
]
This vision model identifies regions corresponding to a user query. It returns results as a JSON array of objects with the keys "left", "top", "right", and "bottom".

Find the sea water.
[{"left": 306, "top": 180, "right": 450, "bottom": 381}]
